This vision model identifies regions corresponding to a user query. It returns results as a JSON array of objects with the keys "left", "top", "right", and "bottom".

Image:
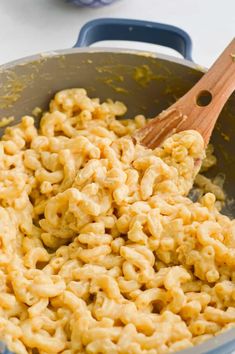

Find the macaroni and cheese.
[{"left": 0, "top": 88, "right": 234, "bottom": 354}]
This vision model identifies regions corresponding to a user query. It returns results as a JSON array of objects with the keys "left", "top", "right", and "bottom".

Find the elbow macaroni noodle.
[{"left": 0, "top": 88, "right": 234, "bottom": 354}]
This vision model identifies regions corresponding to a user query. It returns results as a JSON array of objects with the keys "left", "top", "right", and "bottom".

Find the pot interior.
[{"left": 0, "top": 50, "right": 234, "bottom": 215}]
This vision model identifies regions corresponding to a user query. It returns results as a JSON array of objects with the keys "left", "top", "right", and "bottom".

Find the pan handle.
[{"left": 74, "top": 18, "right": 193, "bottom": 61}]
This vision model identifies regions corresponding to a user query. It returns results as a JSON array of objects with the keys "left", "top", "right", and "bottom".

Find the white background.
[{"left": 0, "top": 0, "right": 234, "bottom": 67}]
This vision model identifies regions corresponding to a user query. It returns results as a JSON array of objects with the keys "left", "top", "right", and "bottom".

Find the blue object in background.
[{"left": 68, "top": 0, "right": 118, "bottom": 7}]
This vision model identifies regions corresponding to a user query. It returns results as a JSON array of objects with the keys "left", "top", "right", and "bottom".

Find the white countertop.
[{"left": 0, "top": 0, "right": 234, "bottom": 67}]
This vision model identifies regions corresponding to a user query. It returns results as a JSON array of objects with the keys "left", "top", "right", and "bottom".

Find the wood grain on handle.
[{"left": 134, "top": 38, "right": 235, "bottom": 149}]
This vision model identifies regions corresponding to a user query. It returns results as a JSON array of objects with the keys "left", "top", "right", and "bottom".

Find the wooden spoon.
[{"left": 133, "top": 38, "right": 235, "bottom": 149}]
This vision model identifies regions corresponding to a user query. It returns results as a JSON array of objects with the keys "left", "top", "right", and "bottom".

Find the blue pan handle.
[{"left": 74, "top": 18, "right": 193, "bottom": 61}]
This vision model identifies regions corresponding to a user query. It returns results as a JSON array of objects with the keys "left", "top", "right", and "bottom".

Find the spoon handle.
[
  {"left": 174, "top": 38, "right": 235, "bottom": 144},
  {"left": 134, "top": 38, "right": 235, "bottom": 148}
]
